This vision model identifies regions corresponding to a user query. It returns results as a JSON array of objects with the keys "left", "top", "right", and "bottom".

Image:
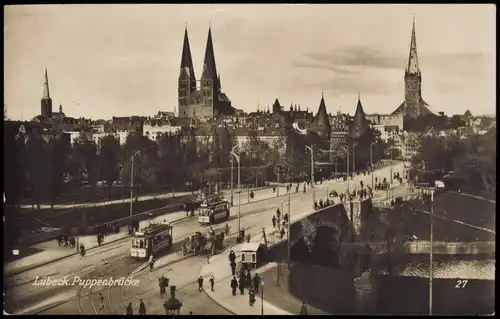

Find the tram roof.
[{"left": 135, "top": 223, "right": 172, "bottom": 237}]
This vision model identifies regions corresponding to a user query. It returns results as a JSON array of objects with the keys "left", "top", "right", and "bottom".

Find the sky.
[{"left": 4, "top": 4, "right": 496, "bottom": 121}]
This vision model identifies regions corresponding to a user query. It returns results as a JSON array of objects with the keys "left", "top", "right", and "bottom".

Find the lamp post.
[
  {"left": 230, "top": 156, "right": 234, "bottom": 206},
  {"left": 305, "top": 145, "right": 315, "bottom": 204},
  {"left": 163, "top": 285, "right": 182, "bottom": 316},
  {"left": 230, "top": 149, "right": 241, "bottom": 236},
  {"left": 370, "top": 142, "right": 374, "bottom": 190},
  {"left": 287, "top": 192, "right": 291, "bottom": 270},
  {"left": 129, "top": 150, "right": 140, "bottom": 234},
  {"left": 352, "top": 141, "right": 359, "bottom": 175},
  {"left": 261, "top": 279, "right": 265, "bottom": 315},
  {"left": 425, "top": 187, "right": 435, "bottom": 315}
]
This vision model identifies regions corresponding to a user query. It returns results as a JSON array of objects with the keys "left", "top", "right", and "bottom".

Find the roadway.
[{"left": 5, "top": 163, "right": 402, "bottom": 315}]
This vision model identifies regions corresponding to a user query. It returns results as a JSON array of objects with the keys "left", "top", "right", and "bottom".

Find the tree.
[
  {"left": 242, "top": 128, "right": 263, "bottom": 167},
  {"left": 210, "top": 128, "right": 222, "bottom": 168},
  {"left": 283, "top": 129, "right": 308, "bottom": 178},
  {"left": 156, "top": 132, "right": 184, "bottom": 186},
  {"left": 46, "top": 136, "right": 71, "bottom": 197},
  {"left": 99, "top": 135, "right": 121, "bottom": 192},
  {"left": 121, "top": 134, "right": 158, "bottom": 191},
  {"left": 71, "top": 138, "right": 99, "bottom": 186},
  {"left": 24, "top": 132, "right": 51, "bottom": 208}
]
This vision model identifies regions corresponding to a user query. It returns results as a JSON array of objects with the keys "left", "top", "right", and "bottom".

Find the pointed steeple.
[
  {"left": 406, "top": 15, "right": 420, "bottom": 75},
  {"left": 313, "top": 92, "right": 332, "bottom": 138},
  {"left": 217, "top": 73, "right": 221, "bottom": 91},
  {"left": 43, "top": 68, "right": 50, "bottom": 99},
  {"left": 59, "top": 104, "right": 63, "bottom": 113},
  {"left": 179, "top": 24, "right": 197, "bottom": 92},
  {"left": 202, "top": 24, "right": 218, "bottom": 90},
  {"left": 350, "top": 92, "right": 370, "bottom": 139}
]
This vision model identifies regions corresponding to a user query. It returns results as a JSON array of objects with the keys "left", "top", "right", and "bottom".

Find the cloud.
[
  {"left": 307, "top": 74, "right": 395, "bottom": 96},
  {"left": 303, "top": 45, "right": 405, "bottom": 70},
  {"left": 292, "top": 61, "right": 360, "bottom": 74}
]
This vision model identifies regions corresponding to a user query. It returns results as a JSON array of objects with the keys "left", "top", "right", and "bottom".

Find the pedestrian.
[
  {"left": 79, "top": 244, "right": 85, "bottom": 259},
  {"left": 70, "top": 236, "right": 76, "bottom": 248},
  {"left": 198, "top": 276, "right": 204, "bottom": 292},
  {"left": 125, "top": 302, "right": 133, "bottom": 315},
  {"left": 57, "top": 234, "right": 62, "bottom": 246},
  {"left": 284, "top": 213, "right": 289, "bottom": 224},
  {"left": 246, "top": 233, "right": 251, "bottom": 243},
  {"left": 139, "top": 299, "right": 146, "bottom": 315},
  {"left": 189, "top": 311, "right": 193, "bottom": 315},
  {"left": 209, "top": 275, "right": 215, "bottom": 292},
  {"left": 249, "top": 286, "right": 256, "bottom": 306},
  {"left": 97, "top": 234, "right": 102, "bottom": 246},
  {"left": 253, "top": 274, "right": 260, "bottom": 294},
  {"left": 228, "top": 250, "right": 236, "bottom": 263},
  {"left": 230, "top": 261, "right": 237, "bottom": 276},
  {"left": 159, "top": 277, "right": 165, "bottom": 297},
  {"left": 149, "top": 254, "right": 154, "bottom": 272},
  {"left": 99, "top": 293, "right": 104, "bottom": 310},
  {"left": 238, "top": 276, "right": 245, "bottom": 295},
  {"left": 276, "top": 208, "right": 281, "bottom": 221},
  {"left": 225, "top": 223, "right": 230, "bottom": 236},
  {"left": 280, "top": 228, "right": 285, "bottom": 239},
  {"left": 282, "top": 220, "right": 286, "bottom": 230},
  {"left": 246, "top": 271, "right": 252, "bottom": 288},
  {"left": 300, "top": 302, "right": 308, "bottom": 315},
  {"left": 272, "top": 215, "right": 277, "bottom": 228},
  {"left": 230, "top": 277, "right": 238, "bottom": 296}
]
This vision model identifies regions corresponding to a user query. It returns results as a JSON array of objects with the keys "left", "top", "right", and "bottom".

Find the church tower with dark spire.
[
  {"left": 200, "top": 24, "right": 219, "bottom": 118},
  {"left": 393, "top": 16, "right": 432, "bottom": 118},
  {"left": 41, "top": 68, "right": 53, "bottom": 120},
  {"left": 178, "top": 24, "right": 197, "bottom": 115},
  {"left": 404, "top": 16, "right": 422, "bottom": 117}
]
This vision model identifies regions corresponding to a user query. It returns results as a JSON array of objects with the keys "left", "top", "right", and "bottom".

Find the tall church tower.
[
  {"left": 178, "top": 25, "right": 197, "bottom": 115},
  {"left": 200, "top": 24, "right": 219, "bottom": 117},
  {"left": 41, "top": 68, "right": 53, "bottom": 119},
  {"left": 404, "top": 16, "right": 422, "bottom": 117}
]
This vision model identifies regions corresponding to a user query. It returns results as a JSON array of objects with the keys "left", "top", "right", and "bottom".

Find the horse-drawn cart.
[{"left": 181, "top": 231, "right": 225, "bottom": 256}]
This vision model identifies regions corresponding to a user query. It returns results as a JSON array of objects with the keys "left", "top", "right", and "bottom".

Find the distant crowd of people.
[
  {"left": 97, "top": 222, "right": 120, "bottom": 246},
  {"left": 57, "top": 233, "right": 77, "bottom": 248}
]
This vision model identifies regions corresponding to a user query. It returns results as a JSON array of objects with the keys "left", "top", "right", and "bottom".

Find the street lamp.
[
  {"left": 287, "top": 192, "right": 291, "bottom": 270},
  {"left": 261, "top": 279, "right": 265, "bottom": 315},
  {"left": 230, "top": 149, "right": 241, "bottom": 236},
  {"left": 370, "top": 142, "right": 374, "bottom": 190},
  {"left": 163, "top": 285, "right": 182, "bottom": 316},
  {"left": 230, "top": 145, "right": 238, "bottom": 207},
  {"left": 417, "top": 185, "right": 435, "bottom": 315},
  {"left": 352, "top": 141, "right": 359, "bottom": 175},
  {"left": 129, "top": 150, "right": 141, "bottom": 234},
  {"left": 305, "top": 145, "right": 315, "bottom": 204}
]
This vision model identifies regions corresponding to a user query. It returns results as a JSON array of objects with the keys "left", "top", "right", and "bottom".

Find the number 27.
[{"left": 455, "top": 279, "right": 468, "bottom": 288}]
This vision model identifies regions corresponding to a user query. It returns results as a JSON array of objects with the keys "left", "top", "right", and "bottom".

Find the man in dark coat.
[
  {"left": 230, "top": 261, "right": 237, "bottom": 276},
  {"left": 238, "top": 276, "right": 246, "bottom": 295},
  {"left": 229, "top": 250, "right": 236, "bottom": 263},
  {"left": 138, "top": 299, "right": 146, "bottom": 315},
  {"left": 230, "top": 277, "right": 238, "bottom": 296},
  {"left": 272, "top": 215, "right": 277, "bottom": 228},
  {"left": 252, "top": 273, "right": 261, "bottom": 294},
  {"left": 125, "top": 302, "right": 133, "bottom": 315},
  {"left": 246, "top": 271, "right": 252, "bottom": 288},
  {"left": 198, "top": 276, "right": 203, "bottom": 292}
]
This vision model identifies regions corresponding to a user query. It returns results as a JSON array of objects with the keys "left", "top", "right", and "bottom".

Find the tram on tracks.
[
  {"left": 197, "top": 194, "right": 230, "bottom": 225},
  {"left": 130, "top": 222, "right": 173, "bottom": 259}
]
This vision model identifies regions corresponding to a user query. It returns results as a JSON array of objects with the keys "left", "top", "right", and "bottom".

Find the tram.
[
  {"left": 130, "top": 223, "right": 173, "bottom": 259},
  {"left": 197, "top": 195, "right": 230, "bottom": 225}
]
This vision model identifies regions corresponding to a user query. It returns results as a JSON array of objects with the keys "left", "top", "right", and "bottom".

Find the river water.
[
  {"left": 287, "top": 245, "right": 495, "bottom": 315},
  {"left": 368, "top": 254, "right": 495, "bottom": 315}
]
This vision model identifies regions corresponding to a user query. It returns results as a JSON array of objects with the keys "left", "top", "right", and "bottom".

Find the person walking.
[
  {"left": 79, "top": 244, "right": 85, "bottom": 259},
  {"left": 246, "top": 271, "right": 252, "bottom": 288},
  {"left": 300, "top": 302, "right": 308, "bottom": 315},
  {"left": 198, "top": 276, "right": 204, "bottom": 292},
  {"left": 248, "top": 287, "right": 256, "bottom": 306},
  {"left": 272, "top": 215, "right": 277, "bottom": 228},
  {"left": 209, "top": 275, "right": 215, "bottom": 292},
  {"left": 98, "top": 293, "right": 105, "bottom": 311},
  {"left": 138, "top": 299, "right": 147, "bottom": 315},
  {"left": 253, "top": 273, "right": 261, "bottom": 294},
  {"left": 125, "top": 302, "right": 133, "bottom": 315},
  {"left": 238, "top": 276, "right": 245, "bottom": 295},
  {"left": 159, "top": 276, "right": 165, "bottom": 297},
  {"left": 230, "top": 277, "right": 238, "bottom": 296},
  {"left": 97, "top": 234, "right": 102, "bottom": 246},
  {"left": 225, "top": 223, "right": 230, "bottom": 236},
  {"left": 230, "top": 261, "right": 237, "bottom": 276},
  {"left": 149, "top": 254, "right": 154, "bottom": 272}
]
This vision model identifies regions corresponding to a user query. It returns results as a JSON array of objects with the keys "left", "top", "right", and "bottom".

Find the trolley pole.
[{"left": 129, "top": 151, "right": 140, "bottom": 233}]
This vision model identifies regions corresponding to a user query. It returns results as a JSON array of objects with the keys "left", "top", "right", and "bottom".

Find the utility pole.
[
  {"left": 230, "top": 157, "right": 234, "bottom": 206},
  {"left": 305, "top": 145, "right": 315, "bottom": 204},
  {"left": 370, "top": 142, "right": 374, "bottom": 190},
  {"left": 230, "top": 148, "right": 241, "bottom": 236},
  {"left": 277, "top": 167, "right": 280, "bottom": 196},
  {"left": 287, "top": 192, "right": 291, "bottom": 269},
  {"left": 129, "top": 150, "right": 140, "bottom": 234}
]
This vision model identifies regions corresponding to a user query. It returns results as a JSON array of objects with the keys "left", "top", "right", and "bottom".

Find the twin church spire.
[
  {"left": 406, "top": 15, "right": 420, "bottom": 75},
  {"left": 179, "top": 23, "right": 220, "bottom": 93}
]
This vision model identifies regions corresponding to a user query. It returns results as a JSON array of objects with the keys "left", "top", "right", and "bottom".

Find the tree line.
[{"left": 410, "top": 128, "right": 496, "bottom": 192}]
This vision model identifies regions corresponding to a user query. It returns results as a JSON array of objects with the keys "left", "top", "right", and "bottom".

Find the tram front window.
[{"left": 199, "top": 208, "right": 211, "bottom": 216}]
